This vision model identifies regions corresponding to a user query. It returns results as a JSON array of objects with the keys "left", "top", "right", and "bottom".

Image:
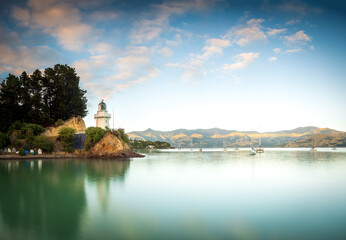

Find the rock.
[
  {"left": 44, "top": 116, "right": 86, "bottom": 137},
  {"left": 83, "top": 133, "right": 143, "bottom": 159}
]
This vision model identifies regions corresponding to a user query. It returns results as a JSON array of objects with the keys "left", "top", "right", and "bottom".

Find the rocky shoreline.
[{"left": 0, "top": 151, "right": 144, "bottom": 160}]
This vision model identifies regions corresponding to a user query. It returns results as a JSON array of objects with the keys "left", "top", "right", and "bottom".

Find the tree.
[
  {"left": 0, "top": 132, "right": 9, "bottom": 149},
  {"left": 58, "top": 127, "right": 76, "bottom": 153},
  {"left": 0, "top": 74, "right": 21, "bottom": 132},
  {"left": 42, "top": 64, "right": 87, "bottom": 122},
  {"left": 0, "top": 64, "right": 88, "bottom": 131},
  {"left": 32, "top": 136, "right": 54, "bottom": 153}
]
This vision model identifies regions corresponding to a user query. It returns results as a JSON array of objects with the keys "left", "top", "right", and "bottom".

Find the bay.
[{"left": 1, "top": 148, "right": 346, "bottom": 240}]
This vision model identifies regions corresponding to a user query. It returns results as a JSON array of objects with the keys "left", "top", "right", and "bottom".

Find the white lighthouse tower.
[{"left": 94, "top": 100, "right": 111, "bottom": 129}]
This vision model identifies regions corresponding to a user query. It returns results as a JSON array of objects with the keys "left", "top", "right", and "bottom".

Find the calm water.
[{"left": 1, "top": 148, "right": 346, "bottom": 240}]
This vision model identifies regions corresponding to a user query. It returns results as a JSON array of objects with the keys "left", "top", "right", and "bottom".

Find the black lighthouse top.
[{"left": 98, "top": 99, "right": 107, "bottom": 111}]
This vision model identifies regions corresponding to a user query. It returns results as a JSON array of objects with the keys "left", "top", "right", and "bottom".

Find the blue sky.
[{"left": 0, "top": 0, "right": 345, "bottom": 132}]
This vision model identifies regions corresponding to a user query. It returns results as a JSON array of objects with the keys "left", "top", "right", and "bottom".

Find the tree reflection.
[{"left": 0, "top": 159, "right": 130, "bottom": 240}]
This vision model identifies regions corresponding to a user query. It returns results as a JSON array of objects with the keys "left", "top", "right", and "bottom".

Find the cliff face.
[
  {"left": 44, "top": 116, "right": 86, "bottom": 137},
  {"left": 86, "top": 133, "right": 142, "bottom": 158}
]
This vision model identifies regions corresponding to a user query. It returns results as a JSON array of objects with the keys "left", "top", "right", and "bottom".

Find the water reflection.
[
  {"left": 0, "top": 159, "right": 130, "bottom": 240},
  {"left": 1, "top": 151, "right": 346, "bottom": 240},
  {"left": 84, "top": 160, "right": 130, "bottom": 212}
]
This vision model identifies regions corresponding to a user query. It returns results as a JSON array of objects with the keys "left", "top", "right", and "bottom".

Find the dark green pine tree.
[
  {"left": 0, "top": 64, "right": 88, "bottom": 131},
  {"left": 0, "top": 74, "right": 22, "bottom": 132},
  {"left": 43, "top": 64, "right": 88, "bottom": 121},
  {"left": 28, "top": 69, "right": 46, "bottom": 125},
  {"left": 19, "top": 71, "right": 32, "bottom": 122}
]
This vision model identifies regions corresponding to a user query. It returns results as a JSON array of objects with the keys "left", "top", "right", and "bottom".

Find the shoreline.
[
  {"left": 0, "top": 154, "right": 79, "bottom": 160},
  {"left": 0, "top": 151, "right": 144, "bottom": 160}
]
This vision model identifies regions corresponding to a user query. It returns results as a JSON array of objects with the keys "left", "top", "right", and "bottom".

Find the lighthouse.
[{"left": 94, "top": 100, "right": 111, "bottom": 129}]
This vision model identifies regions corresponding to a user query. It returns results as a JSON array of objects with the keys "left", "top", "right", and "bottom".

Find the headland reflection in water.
[{"left": 1, "top": 149, "right": 346, "bottom": 240}]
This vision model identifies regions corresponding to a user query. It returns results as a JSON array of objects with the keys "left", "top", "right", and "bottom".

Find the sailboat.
[
  {"left": 249, "top": 137, "right": 256, "bottom": 155},
  {"left": 223, "top": 141, "right": 228, "bottom": 151},
  {"left": 256, "top": 133, "right": 264, "bottom": 153},
  {"left": 310, "top": 138, "right": 317, "bottom": 151},
  {"left": 190, "top": 136, "right": 193, "bottom": 152}
]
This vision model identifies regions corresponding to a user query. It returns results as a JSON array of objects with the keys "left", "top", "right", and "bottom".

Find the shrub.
[
  {"left": 85, "top": 127, "right": 107, "bottom": 144},
  {"left": 21, "top": 123, "right": 45, "bottom": 136},
  {"left": 19, "top": 148, "right": 26, "bottom": 156},
  {"left": 8, "top": 122, "right": 45, "bottom": 140},
  {"left": 9, "top": 131, "right": 23, "bottom": 149},
  {"left": 32, "top": 136, "right": 54, "bottom": 153},
  {"left": 84, "top": 127, "right": 107, "bottom": 151},
  {"left": 58, "top": 127, "right": 76, "bottom": 153},
  {"left": 55, "top": 119, "right": 64, "bottom": 127},
  {"left": 0, "top": 132, "right": 9, "bottom": 149},
  {"left": 117, "top": 128, "right": 130, "bottom": 145},
  {"left": 106, "top": 128, "right": 130, "bottom": 144},
  {"left": 21, "top": 144, "right": 31, "bottom": 151},
  {"left": 7, "top": 121, "right": 23, "bottom": 136},
  {"left": 25, "top": 128, "right": 35, "bottom": 145}
]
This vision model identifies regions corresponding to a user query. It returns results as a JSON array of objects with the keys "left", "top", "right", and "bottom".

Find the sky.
[{"left": 0, "top": 0, "right": 346, "bottom": 132}]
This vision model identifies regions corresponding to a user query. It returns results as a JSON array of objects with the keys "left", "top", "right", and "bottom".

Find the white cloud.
[
  {"left": 267, "top": 28, "right": 287, "bottom": 37},
  {"left": 166, "top": 37, "right": 230, "bottom": 81},
  {"left": 0, "top": 26, "right": 63, "bottom": 74},
  {"left": 157, "top": 47, "right": 173, "bottom": 57},
  {"left": 166, "top": 36, "right": 230, "bottom": 82},
  {"left": 73, "top": 46, "right": 158, "bottom": 99},
  {"left": 286, "top": 19, "right": 301, "bottom": 25},
  {"left": 222, "top": 52, "right": 259, "bottom": 71},
  {"left": 273, "top": 48, "right": 281, "bottom": 53},
  {"left": 284, "top": 30, "right": 311, "bottom": 45},
  {"left": 225, "top": 18, "right": 267, "bottom": 47},
  {"left": 130, "top": 0, "right": 213, "bottom": 44},
  {"left": 89, "top": 42, "right": 119, "bottom": 55},
  {"left": 285, "top": 48, "right": 303, "bottom": 53},
  {"left": 268, "top": 56, "right": 277, "bottom": 62},
  {"left": 166, "top": 58, "right": 205, "bottom": 82},
  {"left": 198, "top": 38, "right": 231, "bottom": 60},
  {"left": 12, "top": 0, "right": 99, "bottom": 51},
  {"left": 166, "top": 34, "right": 182, "bottom": 47}
]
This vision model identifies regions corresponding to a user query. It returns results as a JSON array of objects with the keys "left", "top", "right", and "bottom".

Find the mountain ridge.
[{"left": 128, "top": 127, "right": 345, "bottom": 148}]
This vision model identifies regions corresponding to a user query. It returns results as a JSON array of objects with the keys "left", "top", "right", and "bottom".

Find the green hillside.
[{"left": 128, "top": 127, "right": 345, "bottom": 148}]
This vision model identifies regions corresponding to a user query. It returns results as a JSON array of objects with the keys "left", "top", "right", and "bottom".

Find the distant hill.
[
  {"left": 285, "top": 132, "right": 346, "bottom": 148},
  {"left": 128, "top": 127, "right": 346, "bottom": 148}
]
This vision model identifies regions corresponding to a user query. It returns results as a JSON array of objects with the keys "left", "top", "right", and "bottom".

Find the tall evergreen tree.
[
  {"left": 0, "top": 64, "right": 88, "bottom": 132},
  {"left": 43, "top": 64, "right": 88, "bottom": 121},
  {"left": 0, "top": 74, "right": 21, "bottom": 132},
  {"left": 28, "top": 69, "right": 46, "bottom": 125}
]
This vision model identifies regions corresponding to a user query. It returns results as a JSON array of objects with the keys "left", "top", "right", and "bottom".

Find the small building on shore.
[{"left": 94, "top": 100, "right": 111, "bottom": 129}]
